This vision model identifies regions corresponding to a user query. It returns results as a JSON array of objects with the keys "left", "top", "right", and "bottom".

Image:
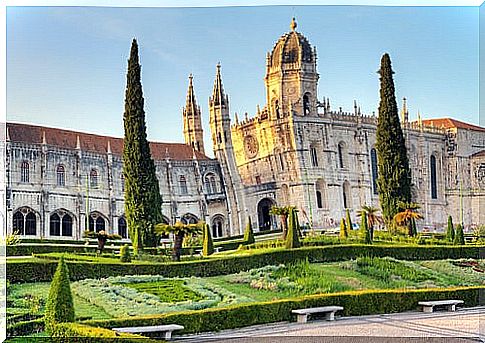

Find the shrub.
[
  {"left": 7, "top": 318, "right": 44, "bottom": 337},
  {"left": 50, "top": 322, "right": 158, "bottom": 342},
  {"left": 44, "top": 257, "right": 75, "bottom": 334},
  {"left": 446, "top": 215, "right": 455, "bottom": 242},
  {"left": 83, "top": 286, "right": 484, "bottom": 335},
  {"left": 120, "top": 244, "right": 131, "bottom": 263},
  {"left": 339, "top": 218, "right": 347, "bottom": 239},
  {"left": 285, "top": 209, "right": 300, "bottom": 249},
  {"left": 360, "top": 214, "right": 371, "bottom": 244},
  {"left": 243, "top": 218, "right": 255, "bottom": 245},
  {"left": 454, "top": 224, "right": 465, "bottom": 245},
  {"left": 8, "top": 245, "right": 481, "bottom": 283},
  {"left": 345, "top": 209, "right": 353, "bottom": 236},
  {"left": 203, "top": 224, "right": 214, "bottom": 256}
]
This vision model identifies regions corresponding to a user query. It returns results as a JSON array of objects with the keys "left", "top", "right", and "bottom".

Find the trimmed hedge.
[
  {"left": 7, "top": 318, "right": 44, "bottom": 337},
  {"left": 7, "top": 244, "right": 120, "bottom": 256},
  {"left": 83, "top": 286, "right": 484, "bottom": 336},
  {"left": 7, "top": 245, "right": 482, "bottom": 283},
  {"left": 50, "top": 323, "right": 158, "bottom": 342}
]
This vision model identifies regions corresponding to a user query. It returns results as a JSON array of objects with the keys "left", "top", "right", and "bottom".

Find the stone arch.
[
  {"left": 303, "top": 92, "right": 312, "bottom": 115},
  {"left": 211, "top": 214, "right": 225, "bottom": 238},
  {"left": 89, "top": 211, "right": 108, "bottom": 232},
  {"left": 50, "top": 208, "right": 75, "bottom": 237},
  {"left": 181, "top": 213, "right": 198, "bottom": 225},
  {"left": 204, "top": 172, "right": 220, "bottom": 194},
  {"left": 315, "top": 178, "right": 327, "bottom": 209},
  {"left": 257, "top": 198, "right": 276, "bottom": 231},
  {"left": 13, "top": 207, "right": 39, "bottom": 236}
]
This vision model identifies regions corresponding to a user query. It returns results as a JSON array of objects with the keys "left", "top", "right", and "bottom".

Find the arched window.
[
  {"left": 13, "top": 211, "right": 25, "bottom": 235},
  {"left": 315, "top": 179, "right": 327, "bottom": 209},
  {"left": 62, "top": 214, "right": 73, "bottom": 237},
  {"left": 89, "top": 212, "right": 107, "bottom": 232},
  {"left": 20, "top": 161, "right": 30, "bottom": 183},
  {"left": 316, "top": 191, "right": 323, "bottom": 209},
  {"left": 204, "top": 173, "right": 219, "bottom": 194},
  {"left": 90, "top": 169, "right": 98, "bottom": 189},
  {"left": 118, "top": 217, "right": 127, "bottom": 238},
  {"left": 57, "top": 165, "right": 65, "bottom": 186},
  {"left": 25, "top": 212, "right": 36, "bottom": 235},
  {"left": 273, "top": 99, "right": 280, "bottom": 119},
  {"left": 50, "top": 213, "right": 61, "bottom": 236},
  {"left": 430, "top": 155, "right": 437, "bottom": 199},
  {"left": 278, "top": 153, "right": 285, "bottom": 171},
  {"left": 96, "top": 216, "right": 105, "bottom": 232},
  {"left": 338, "top": 142, "right": 345, "bottom": 169},
  {"left": 310, "top": 144, "right": 318, "bottom": 167},
  {"left": 303, "top": 93, "right": 311, "bottom": 115},
  {"left": 179, "top": 176, "right": 188, "bottom": 195},
  {"left": 211, "top": 215, "right": 225, "bottom": 238},
  {"left": 181, "top": 213, "right": 198, "bottom": 225},
  {"left": 370, "top": 148, "right": 378, "bottom": 195}
]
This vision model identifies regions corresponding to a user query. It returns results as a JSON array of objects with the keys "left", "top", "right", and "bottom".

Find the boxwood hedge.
[
  {"left": 7, "top": 245, "right": 482, "bottom": 283},
  {"left": 83, "top": 286, "right": 484, "bottom": 336},
  {"left": 50, "top": 323, "right": 158, "bottom": 342}
]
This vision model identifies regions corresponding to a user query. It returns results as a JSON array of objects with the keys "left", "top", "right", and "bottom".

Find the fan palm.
[
  {"left": 155, "top": 221, "right": 202, "bottom": 261},
  {"left": 270, "top": 205, "right": 294, "bottom": 239},
  {"left": 357, "top": 205, "right": 383, "bottom": 240},
  {"left": 393, "top": 201, "right": 423, "bottom": 237}
]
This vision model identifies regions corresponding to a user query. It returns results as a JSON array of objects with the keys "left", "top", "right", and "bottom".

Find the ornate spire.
[
  {"left": 290, "top": 17, "right": 297, "bottom": 31},
  {"left": 210, "top": 63, "right": 226, "bottom": 107},
  {"left": 185, "top": 73, "right": 199, "bottom": 116},
  {"left": 401, "top": 97, "right": 409, "bottom": 123}
]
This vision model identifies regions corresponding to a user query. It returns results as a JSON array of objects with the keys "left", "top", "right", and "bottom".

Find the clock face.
[{"left": 244, "top": 135, "right": 259, "bottom": 158}]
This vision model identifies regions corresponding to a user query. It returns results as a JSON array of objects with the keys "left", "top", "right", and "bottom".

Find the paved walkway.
[{"left": 177, "top": 307, "right": 484, "bottom": 343}]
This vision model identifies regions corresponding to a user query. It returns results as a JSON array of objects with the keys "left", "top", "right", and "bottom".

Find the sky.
[{"left": 6, "top": 5, "right": 480, "bottom": 155}]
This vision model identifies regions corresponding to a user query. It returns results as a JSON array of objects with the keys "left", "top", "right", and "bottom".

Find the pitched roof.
[
  {"left": 6, "top": 122, "right": 210, "bottom": 161},
  {"left": 420, "top": 118, "right": 485, "bottom": 132}
]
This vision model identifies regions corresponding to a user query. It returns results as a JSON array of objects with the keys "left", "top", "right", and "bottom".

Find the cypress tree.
[
  {"left": 44, "top": 257, "right": 75, "bottom": 333},
  {"left": 446, "top": 215, "right": 455, "bottom": 242},
  {"left": 122, "top": 39, "right": 162, "bottom": 255},
  {"left": 345, "top": 209, "right": 353, "bottom": 236},
  {"left": 454, "top": 224, "right": 465, "bottom": 245},
  {"left": 203, "top": 224, "right": 214, "bottom": 256},
  {"left": 243, "top": 217, "right": 255, "bottom": 245},
  {"left": 375, "top": 53, "right": 412, "bottom": 227},
  {"left": 285, "top": 208, "right": 301, "bottom": 249},
  {"left": 360, "top": 213, "right": 371, "bottom": 244},
  {"left": 339, "top": 218, "right": 348, "bottom": 239}
]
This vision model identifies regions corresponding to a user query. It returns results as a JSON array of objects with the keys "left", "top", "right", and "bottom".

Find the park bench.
[
  {"left": 418, "top": 300, "right": 464, "bottom": 313},
  {"left": 112, "top": 324, "right": 184, "bottom": 340},
  {"left": 292, "top": 306, "right": 344, "bottom": 323}
]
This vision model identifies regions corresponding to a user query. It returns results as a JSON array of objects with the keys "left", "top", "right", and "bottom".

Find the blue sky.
[{"left": 7, "top": 5, "right": 479, "bottom": 154}]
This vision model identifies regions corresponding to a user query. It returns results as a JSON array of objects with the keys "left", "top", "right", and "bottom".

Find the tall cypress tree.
[
  {"left": 376, "top": 53, "right": 412, "bottom": 227},
  {"left": 122, "top": 39, "right": 162, "bottom": 255}
]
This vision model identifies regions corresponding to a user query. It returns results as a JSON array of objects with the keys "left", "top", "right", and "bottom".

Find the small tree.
[
  {"left": 270, "top": 206, "right": 291, "bottom": 239},
  {"left": 345, "top": 209, "right": 353, "bottom": 236},
  {"left": 393, "top": 201, "right": 423, "bottom": 237},
  {"left": 339, "top": 218, "right": 347, "bottom": 239},
  {"left": 155, "top": 222, "right": 202, "bottom": 261},
  {"left": 83, "top": 230, "right": 121, "bottom": 255},
  {"left": 454, "top": 224, "right": 465, "bottom": 245},
  {"left": 44, "top": 257, "right": 75, "bottom": 334},
  {"left": 285, "top": 208, "right": 301, "bottom": 249},
  {"left": 119, "top": 244, "right": 131, "bottom": 263},
  {"left": 360, "top": 212, "right": 372, "bottom": 244},
  {"left": 202, "top": 223, "right": 214, "bottom": 256},
  {"left": 446, "top": 215, "right": 455, "bottom": 242},
  {"left": 243, "top": 217, "right": 255, "bottom": 245},
  {"left": 357, "top": 205, "right": 382, "bottom": 241}
]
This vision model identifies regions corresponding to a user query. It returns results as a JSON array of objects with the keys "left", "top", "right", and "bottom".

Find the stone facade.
[{"left": 5, "top": 18, "right": 485, "bottom": 240}]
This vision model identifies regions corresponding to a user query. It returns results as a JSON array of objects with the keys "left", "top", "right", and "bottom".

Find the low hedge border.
[
  {"left": 50, "top": 323, "right": 159, "bottom": 342},
  {"left": 7, "top": 244, "right": 120, "bottom": 257},
  {"left": 83, "top": 286, "right": 484, "bottom": 336},
  {"left": 7, "top": 245, "right": 482, "bottom": 283},
  {"left": 7, "top": 318, "right": 44, "bottom": 337}
]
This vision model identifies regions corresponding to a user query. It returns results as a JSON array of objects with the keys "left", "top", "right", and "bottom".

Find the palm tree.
[
  {"left": 393, "top": 201, "right": 424, "bottom": 237},
  {"left": 270, "top": 206, "right": 293, "bottom": 240},
  {"left": 357, "top": 205, "right": 383, "bottom": 240},
  {"left": 155, "top": 221, "right": 202, "bottom": 261}
]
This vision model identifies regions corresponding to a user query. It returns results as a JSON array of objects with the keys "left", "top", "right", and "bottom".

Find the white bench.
[
  {"left": 418, "top": 300, "right": 464, "bottom": 313},
  {"left": 292, "top": 306, "right": 344, "bottom": 323},
  {"left": 112, "top": 324, "right": 184, "bottom": 340}
]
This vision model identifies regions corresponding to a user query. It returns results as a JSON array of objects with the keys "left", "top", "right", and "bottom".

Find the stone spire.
[
  {"left": 183, "top": 74, "right": 205, "bottom": 154},
  {"left": 401, "top": 97, "right": 409, "bottom": 123},
  {"left": 210, "top": 63, "right": 227, "bottom": 107},
  {"left": 290, "top": 17, "right": 297, "bottom": 31}
]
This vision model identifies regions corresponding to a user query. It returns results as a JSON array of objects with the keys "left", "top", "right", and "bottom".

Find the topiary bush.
[
  {"left": 243, "top": 218, "right": 255, "bottom": 245},
  {"left": 285, "top": 209, "right": 301, "bottom": 249},
  {"left": 120, "top": 244, "right": 131, "bottom": 263},
  {"left": 454, "top": 224, "right": 465, "bottom": 245},
  {"left": 44, "top": 257, "right": 75, "bottom": 334},
  {"left": 446, "top": 215, "right": 455, "bottom": 242},
  {"left": 203, "top": 224, "right": 214, "bottom": 256},
  {"left": 345, "top": 209, "right": 353, "bottom": 236}
]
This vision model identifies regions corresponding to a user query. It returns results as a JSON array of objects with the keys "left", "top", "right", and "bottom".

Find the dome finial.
[{"left": 290, "top": 17, "right": 297, "bottom": 31}]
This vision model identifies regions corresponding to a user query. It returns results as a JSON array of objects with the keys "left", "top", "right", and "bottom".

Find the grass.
[{"left": 123, "top": 280, "right": 204, "bottom": 302}]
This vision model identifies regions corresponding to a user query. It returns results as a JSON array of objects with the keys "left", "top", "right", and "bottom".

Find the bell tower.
[
  {"left": 264, "top": 18, "right": 319, "bottom": 119},
  {"left": 183, "top": 74, "right": 205, "bottom": 154}
]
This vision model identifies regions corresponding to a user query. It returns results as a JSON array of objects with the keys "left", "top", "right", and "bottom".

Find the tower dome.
[{"left": 269, "top": 18, "right": 314, "bottom": 67}]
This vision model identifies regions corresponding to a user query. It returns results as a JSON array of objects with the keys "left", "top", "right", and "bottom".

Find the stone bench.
[
  {"left": 292, "top": 306, "right": 344, "bottom": 323},
  {"left": 112, "top": 324, "right": 184, "bottom": 340},
  {"left": 418, "top": 300, "right": 464, "bottom": 313}
]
